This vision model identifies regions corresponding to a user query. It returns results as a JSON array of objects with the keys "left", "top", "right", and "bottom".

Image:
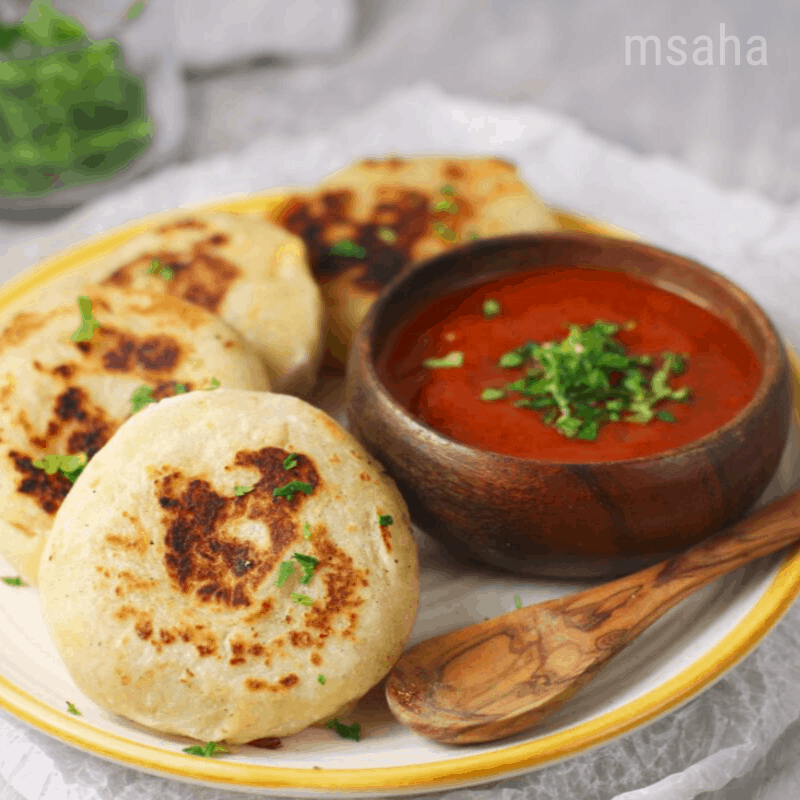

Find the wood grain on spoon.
[{"left": 386, "top": 487, "right": 800, "bottom": 745}]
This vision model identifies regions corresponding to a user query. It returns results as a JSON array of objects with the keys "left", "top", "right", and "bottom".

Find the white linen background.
[{"left": 2, "top": 2, "right": 800, "bottom": 800}]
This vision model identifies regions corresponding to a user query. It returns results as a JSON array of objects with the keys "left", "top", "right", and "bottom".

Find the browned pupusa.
[
  {"left": 67, "top": 211, "right": 324, "bottom": 394},
  {"left": 38, "top": 390, "right": 419, "bottom": 744},
  {"left": 0, "top": 286, "right": 269, "bottom": 584},
  {"left": 271, "top": 155, "right": 558, "bottom": 363}
]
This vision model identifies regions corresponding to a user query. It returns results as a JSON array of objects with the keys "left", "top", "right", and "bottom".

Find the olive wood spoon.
[{"left": 386, "top": 487, "right": 800, "bottom": 745}]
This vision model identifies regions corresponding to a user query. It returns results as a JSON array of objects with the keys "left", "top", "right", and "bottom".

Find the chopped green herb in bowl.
[{"left": 0, "top": 1, "right": 152, "bottom": 199}]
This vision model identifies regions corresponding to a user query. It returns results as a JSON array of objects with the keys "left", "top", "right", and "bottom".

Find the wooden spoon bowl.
[
  {"left": 386, "top": 486, "right": 800, "bottom": 744},
  {"left": 346, "top": 233, "right": 793, "bottom": 578}
]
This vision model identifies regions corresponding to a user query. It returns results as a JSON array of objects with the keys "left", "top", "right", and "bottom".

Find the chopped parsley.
[
  {"left": 174, "top": 383, "right": 188, "bottom": 394},
  {"left": 276, "top": 561, "right": 295, "bottom": 588},
  {"left": 130, "top": 385, "right": 156, "bottom": 414},
  {"left": 182, "top": 741, "right": 230, "bottom": 758},
  {"left": 482, "top": 298, "right": 502, "bottom": 319},
  {"left": 202, "top": 378, "right": 221, "bottom": 390},
  {"left": 481, "top": 388, "right": 505, "bottom": 402},
  {"left": 147, "top": 258, "right": 174, "bottom": 280},
  {"left": 440, "top": 184, "right": 455, "bottom": 195},
  {"left": 147, "top": 258, "right": 175, "bottom": 281},
  {"left": 514, "top": 595, "right": 522, "bottom": 609},
  {"left": 66, "top": 701, "right": 80, "bottom": 715},
  {"left": 290, "top": 592, "right": 314, "bottom": 606},
  {"left": 330, "top": 240, "right": 366, "bottom": 258},
  {"left": 423, "top": 351, "right": 463, "bottom": 369},
  {"left": 32, "top": 453, "right": 87, "bottom": 483},
  {"left": 70, "top": 296, "right": 100, "bottom": 342},
  {"left": 302, "top": 521, "right": 313, "bottom": 540},
  {"left": 273, "top": 481, "right": 313, "bottom": 501},
  {"left": 379, "top": 514, "right": 393, "bottom": 526},
  {"left": 377, "top": 227, "right": 397, "bottom": 244},
  {"left": 432, "top": 221, "right": 456, "bottom": 241},
  {"left": 127, "top": 1, "right": 145, "bottom": 20},
  {"left": 234, "top": 485, "right": 254, "bottom": 496},
  {"left": 468, "top": 232, "right": 480, "bottom": 240},
  {"left": 292, "top": 553, "right": 318, "bottom": 585},
  {"left": 432, "top": 199, "right": 457, "bottom": 213},
  {"left": 326, "top": 718, "right": 361, "bottom": 742},
  {"left": 282, "top": 453, "right": 299, "bottom": 470},
  {"left": 490, "top": 321, "right": 691, "bottom": 441},
  {"left": 318, "top": 674, "right": 327, "bottom": 685},
  {"left": 2, "top": 577, "right": 22, "bottom": 586}
]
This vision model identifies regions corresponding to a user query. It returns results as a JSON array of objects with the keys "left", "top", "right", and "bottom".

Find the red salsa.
[{"left": 379, "top": 267, "right": 762, "bottom": 461}]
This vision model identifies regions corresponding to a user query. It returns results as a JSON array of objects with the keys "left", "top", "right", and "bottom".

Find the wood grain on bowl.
[{"left": 346, "top": 233, "right": 793, "bottom": 578}]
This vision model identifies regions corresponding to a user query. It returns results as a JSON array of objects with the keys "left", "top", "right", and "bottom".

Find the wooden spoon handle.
[{"left": 588, "top": 487, "right": 800, "bottom": 641}]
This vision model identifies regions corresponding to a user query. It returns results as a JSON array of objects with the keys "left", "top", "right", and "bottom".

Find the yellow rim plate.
[{"left": 1, "top": 194, "right": 798, "bottom": 797}]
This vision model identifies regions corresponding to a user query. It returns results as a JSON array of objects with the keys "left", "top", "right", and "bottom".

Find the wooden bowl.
[{"left": 345, "top": 233, "right": 793, "bottom": 579}]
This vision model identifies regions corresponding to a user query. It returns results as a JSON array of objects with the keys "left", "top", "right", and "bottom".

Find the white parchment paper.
[{"left": 1, "top": 84, "right": 800, "bottom": 800}]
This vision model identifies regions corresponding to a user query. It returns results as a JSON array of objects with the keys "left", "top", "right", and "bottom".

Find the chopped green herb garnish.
[
  {"left": 2, "top": 577, "right": 22, "bottom": 586},
  {"left": 487, "top": 322, "right": 691, "bottom": 441},
  {"left": 481, "top": 388, "right": 505, "bottom": 402},
  {"left": 273, "top": 481, "right": 313, "bottom": 501},
  {"left": 174, "top": 383, "right": 188, "bottom": 394},
  {"left": 483, "top": 299, "right": 501, "bottom": 319},
  {"left": 70, "top": 296, "right": 100, "bottom": 342},
  {"left": 127, "top": 2, "right": 145, "bottom": 21},
  {"left": 130, "top": 385, "right": 156, "bottom": 414},
  {"left": 32, "top": 453, "right": 87, "bottom": 483},
  {"left": 234, "top": 485, "right": 254, "bottom": 496},
  {"left": 432, "top": 221, "right": 457, "bottom": 241},
  {"left": 182, "top": 741, "right": 230, "bottom": 758},
  {"left": 276, "top": 561, "right": 295, "bottom": 588},
  {"left": 290, "top": 592, "right": 314, "bottom": 606},
  {"left": 514, "top": 595, "right": 522, "bottom": 610},
  {"left": 203, "top": 378, "right": 221, "bottom": 390},
  {"left": 377, "top": 227, "right": 397, "bottom": 244},
  {"left": 292, "top": 553, "right": 318, "bottom": 585},
  {"left": 282, "top": 453, "right": 299, "bottom": 470},
  {"left": 66, "top": 701, "right": 81, "bottom": 716},
  {"left": 379, "top": 514, "right": 393, "bottom": 526},
  {"left": 330, "top": 240, "right": 366, "bottom": 258},
  {"left": 423, "top": 351, "right": 463, "bottom": 369},
  {"left": 468, "top": 231, "right": 480, "bottom": 240},
  {"left": 146, "top": 258, "right": 173, "bottom": 280},
  {"left": 498, "top": 351, "right": 525, "bottom": 369},
  {"left": 302, "top": 521, "right": 313, "bottom": 540},
  {"left": 432, "top": 199, "right": 457, "bottom": 213},
  {"left": 440, "top": 184, "right": 455, "bottom": 195},
  {"left": 318, "top": 674, "right": 327, "bottom": 685},
  {"left": 326, "top": 718, "right": 361, "bottom": 742}
]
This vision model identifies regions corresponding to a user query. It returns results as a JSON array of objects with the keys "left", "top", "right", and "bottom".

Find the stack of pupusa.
[
  {"left": 0, "top": 212, "right": 325, "bottom": 585},
  {"left": 57, "top": 211, "right": 325, "bottom": 395},
  {"left": 0, "top": 285, "right": 270, "bottom": 585},
  {"left": 38, "top": 390, "right": 419, "bottom": 744}
]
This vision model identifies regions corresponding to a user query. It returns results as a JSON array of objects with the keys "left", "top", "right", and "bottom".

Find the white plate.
[{"left": 1, "top": 201, "right": 799, "bottom": 798}]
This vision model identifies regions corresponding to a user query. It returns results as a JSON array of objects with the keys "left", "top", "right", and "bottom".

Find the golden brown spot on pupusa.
[
  {"left": 101, "top": 232, "right": 242, "bottom": 314},
  {"left": 359, "top": 472, "right": 371, "bottom": 482},
  {"left": 158, "top": 448, "right": 320, "bottom": 609},
  {"left": 148, "top": 622, "right": 218, "bottom": 657},
  {"left": 157, "top": 218, "right": 208, "bottom": 234},
  {"left": 105, "top": 534, "right": 148, "bottom": 557},
  {"left": 245, "top": 674, "right": 300, "bottom": 692},
  {"left": 310, "top": 652, "right": 322, "bottom": 666}
]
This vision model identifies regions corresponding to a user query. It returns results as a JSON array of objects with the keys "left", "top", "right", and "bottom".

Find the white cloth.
[{"left": 1, "top": 84, "right": 800, "bottom": 800}]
